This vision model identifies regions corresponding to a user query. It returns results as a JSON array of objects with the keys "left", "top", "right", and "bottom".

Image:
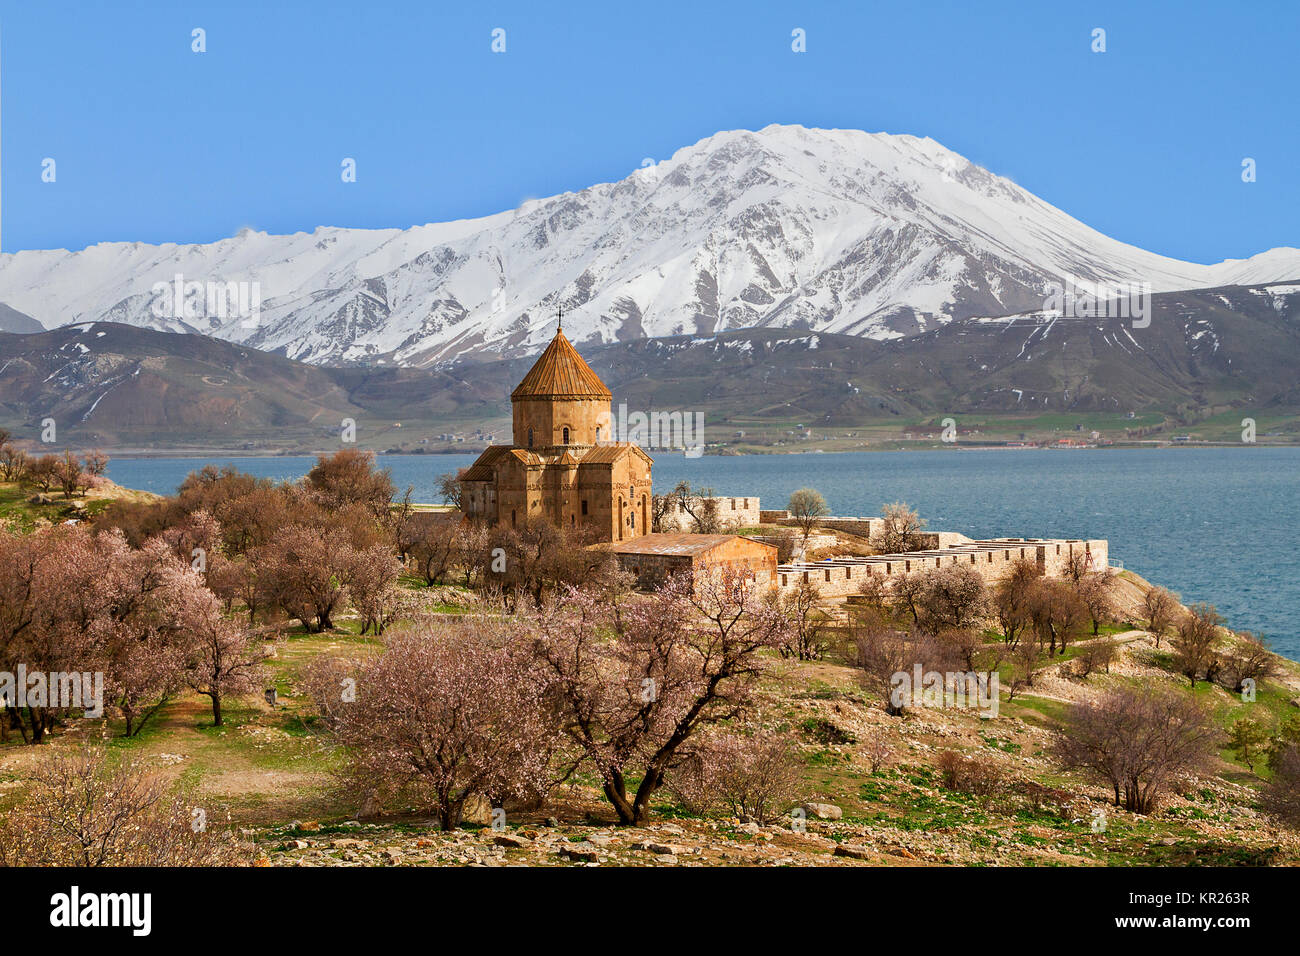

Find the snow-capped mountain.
[{"left": 1, "top": 124, "right": 1297, "bottom": 367}]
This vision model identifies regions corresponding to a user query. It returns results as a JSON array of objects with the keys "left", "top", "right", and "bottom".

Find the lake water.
[{"left": 106, "top": 448, "right": 1300, "bottom": 661}]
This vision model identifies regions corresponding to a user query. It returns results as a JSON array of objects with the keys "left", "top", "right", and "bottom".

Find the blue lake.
[{"left": 106, "top": 447, "right": 1300, "bottom": 660}]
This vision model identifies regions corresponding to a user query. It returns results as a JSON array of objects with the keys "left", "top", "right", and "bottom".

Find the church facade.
[{"left": 458, "top": 325, "right": 653, "bottom": 542}]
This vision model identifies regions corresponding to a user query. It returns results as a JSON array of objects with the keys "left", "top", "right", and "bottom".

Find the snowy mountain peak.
[{"left": 1, "top": 124, "right": 1297, "bottom": 366}]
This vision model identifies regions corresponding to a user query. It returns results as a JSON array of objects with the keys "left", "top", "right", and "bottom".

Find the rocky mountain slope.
[
  {"left": 0, "top": 125, "right": 1296, "bottom": 368},
  {"left": 2, "top": 277, "right": 1297, "bottom": 447}
]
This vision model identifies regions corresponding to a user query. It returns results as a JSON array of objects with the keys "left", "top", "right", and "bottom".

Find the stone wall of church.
[{"left": 512, "top": 397, "right": 612, "bottom": 449}]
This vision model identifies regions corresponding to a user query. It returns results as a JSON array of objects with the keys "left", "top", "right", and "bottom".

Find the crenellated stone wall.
[{"left": 773, "top": 537, "right": 1110, "bottom": 600}]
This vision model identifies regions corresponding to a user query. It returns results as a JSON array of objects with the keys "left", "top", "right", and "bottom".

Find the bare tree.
[
  {"left": 0, "top": 444, "right": 29, "bottom": 481},
  {"left": 666, "top": 480, "right": 722, "bottom": 533},
  {"left": 305, "top": 448, "right": 396, "bottom": 518},
  {"left": 82, "top": 449, "right": 110, "bottom": 477},
  {"left": 993, "top": 559, "right": 1040, "bottom": 647},
  {"left": 1074, "top": 636, "right": 1118, "bottom": 679},
  {"left": 436, "top": 472, "right": 465, "bottom": 511},
  {"left": 405, "top": 516, "right": 462, "bottom": 585},
  {"left": 859, "top": 728, "right": 894, "bottom": 773},
  {"left": 871, "top": 501, "right": 926, "bottom": 554},
  {"left": 1171, "top": 603, "right": 1225, "bottom": 688},
  {"left": 1142, "top": 586, "right": 1180, "bottom": 647},
  {"left": 1072, "top": 569, "right": 1117, "bottom": 635},
  {"left": 52, "top": 450, "right": 87, "bottom": 499},
  {"left": 25, "top": 454, "right": 60, "bottom": 493},
  {"left": 851, "top": 611, "right": 960, "bottom": 716},
  {"left": 1056, "top": 686, "right": 1218, "bottom": 813},
  {"left": 936, "top": 750, "right": 1004, "bottom": 797},
  {"left": 916, "top": 563, "right": 987, "bottom": 632},
  {"left": 1219, "top": 632, "right": 1275, "bottom": 695},
  {"left": 1028, "top": 578, "right": 1089, "bottom": 656},
  {"left": 776, "top": 581, "right": 830, "bottom": 660},
  {"left": 787, "top": 488, "right": 830, "bottom": 554},
  {"left": 891, "top": 571, "right": 925, "bottom": 626},
  {"left": 1006, "top": 637, "right": 1043, "bottom": 701}
]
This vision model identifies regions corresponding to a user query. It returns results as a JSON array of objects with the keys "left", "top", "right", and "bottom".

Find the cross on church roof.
[{"left": 557, "top": 303, "right": 563, "bottom": 334}]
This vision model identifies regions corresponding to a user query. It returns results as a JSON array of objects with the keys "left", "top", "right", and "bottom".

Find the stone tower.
[
  {"left": 509, "top": 317, "right": 613, "bottom": 452},
  {"left": 458, "top": 317, "right": 654, "bottom": 542}
]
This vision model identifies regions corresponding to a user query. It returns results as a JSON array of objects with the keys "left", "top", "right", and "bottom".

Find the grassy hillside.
[{"left": 3, "top": 571, "right": 1296, "bottom": 867}]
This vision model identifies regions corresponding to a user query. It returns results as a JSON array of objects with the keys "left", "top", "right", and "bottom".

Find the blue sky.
[{"left": 0, "top": 0, "right": 1295, "bottom": 263}]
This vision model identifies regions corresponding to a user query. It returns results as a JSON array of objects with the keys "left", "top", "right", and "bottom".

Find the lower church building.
[{"left": 458, "top": 322, "right": 654, "bottom": 542}]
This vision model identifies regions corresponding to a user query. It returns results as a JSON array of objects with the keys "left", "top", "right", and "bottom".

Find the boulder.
[
  {"left": 833, "top": 844, "right": 871, "bottom": 860},
  {"left": 461, "top": 793, "right": 494, "bottom": 826},
  {"left": 803, "top": 802, "right": 843, "bottom": 821},
  {"left": 493, "top": 833, "right": 532, "bottom": 849}
]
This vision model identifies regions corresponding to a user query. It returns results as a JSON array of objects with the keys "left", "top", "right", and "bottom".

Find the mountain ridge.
[
  {"left": 3, "top": 276, "right": 1297, "bottom": 448},
  {"left": 0, "top": 124, "right": 1296, "bottom": 369}
]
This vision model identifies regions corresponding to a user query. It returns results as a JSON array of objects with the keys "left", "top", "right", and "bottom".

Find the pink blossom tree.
[
  {"left": 527, "top": 566, "right": 793, "bottom": 825},
  {"left": 306, "top": 619, "right": 557, "bottom": 829}
]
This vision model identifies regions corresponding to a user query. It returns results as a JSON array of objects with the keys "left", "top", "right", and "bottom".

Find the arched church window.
[
  {"left": 595, "top": 425, "right": 601, "bottom": 441},
  {"left": 528, "top": 428, "right": 533, "bottom": 448},
  {"left": 563, "top": 426, "right": 570, "bottom": 444}
]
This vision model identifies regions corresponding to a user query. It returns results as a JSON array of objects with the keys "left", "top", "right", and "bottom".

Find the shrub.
[
  {"left": 859, "top": 728, "right": 894, "bottom": 773},
  {"left": 1262, "top": 745, "right": 1300, "bottom": 828},
  {"left": 669, "top": 732, "right": 803, "bottom": 825},
  {"left": 0, "top": 745, "right": 250, "bottom": 866},
  {"left": 935, "top": 750, "right": 1004, "bottom": 796}
]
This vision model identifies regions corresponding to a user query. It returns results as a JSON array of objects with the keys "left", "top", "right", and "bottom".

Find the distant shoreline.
[{"left": 93, "top": 442, "right": 1289, "bottom": 461}]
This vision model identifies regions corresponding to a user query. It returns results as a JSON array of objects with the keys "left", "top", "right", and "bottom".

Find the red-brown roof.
[
  {"left": 459, "top": 445, "right": 513, "bottom": 482},
  {"left": 579, "top": 443, "right": 653, "bottom": 466},
  {"left": 598, "top": 534, "right": 777, "bottom": 558},
  {"left": 511, "top": 329, "right": 612, "bottom": 400}
]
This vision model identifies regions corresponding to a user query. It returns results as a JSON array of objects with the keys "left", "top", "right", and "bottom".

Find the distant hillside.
[
  {"left": 0, "top": 303, "right": 43, "bottom": 334},
  {"left": 1, "top": 278, "right": 1298, "bottom": 449},
  {"left": 0, "top": 323, "right": 504, "bottom": 449}
]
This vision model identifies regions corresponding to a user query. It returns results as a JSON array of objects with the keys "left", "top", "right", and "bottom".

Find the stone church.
[{"left": 458, "top": 323, "right": 653, "bottom": 542}]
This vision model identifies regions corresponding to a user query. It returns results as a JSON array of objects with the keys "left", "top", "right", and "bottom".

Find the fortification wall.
[{"left": 774, "top": 537, "right": 1109, "bottom": 602}]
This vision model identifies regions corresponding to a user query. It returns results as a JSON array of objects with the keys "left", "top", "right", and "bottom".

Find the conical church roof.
[{"left": 511, "top": 328, "right": 611, "bottom": 400}]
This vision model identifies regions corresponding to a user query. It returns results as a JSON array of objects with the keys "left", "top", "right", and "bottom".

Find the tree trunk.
[
  {"left": 212, "top": 691, "right": 223, "bottom": 727},
  {"left": 602, "top": 771, "right": 637, "bottom": 825}
]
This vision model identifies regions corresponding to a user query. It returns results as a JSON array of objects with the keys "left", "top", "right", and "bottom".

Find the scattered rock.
[
  {"left": 494, "top": 833, "right": 532, "bottom": 849},
  {"left": 635, "top": 841, "right": 686, "bottom": 856},
  {"left": 833, "top": 844, "right": 871, "bottom": 860},
  {"left": 560, "top": 843, "right": 601, "bottom": 863},
  {"left": 803, "top": 803, "right": 843, "bottom": 821}
]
